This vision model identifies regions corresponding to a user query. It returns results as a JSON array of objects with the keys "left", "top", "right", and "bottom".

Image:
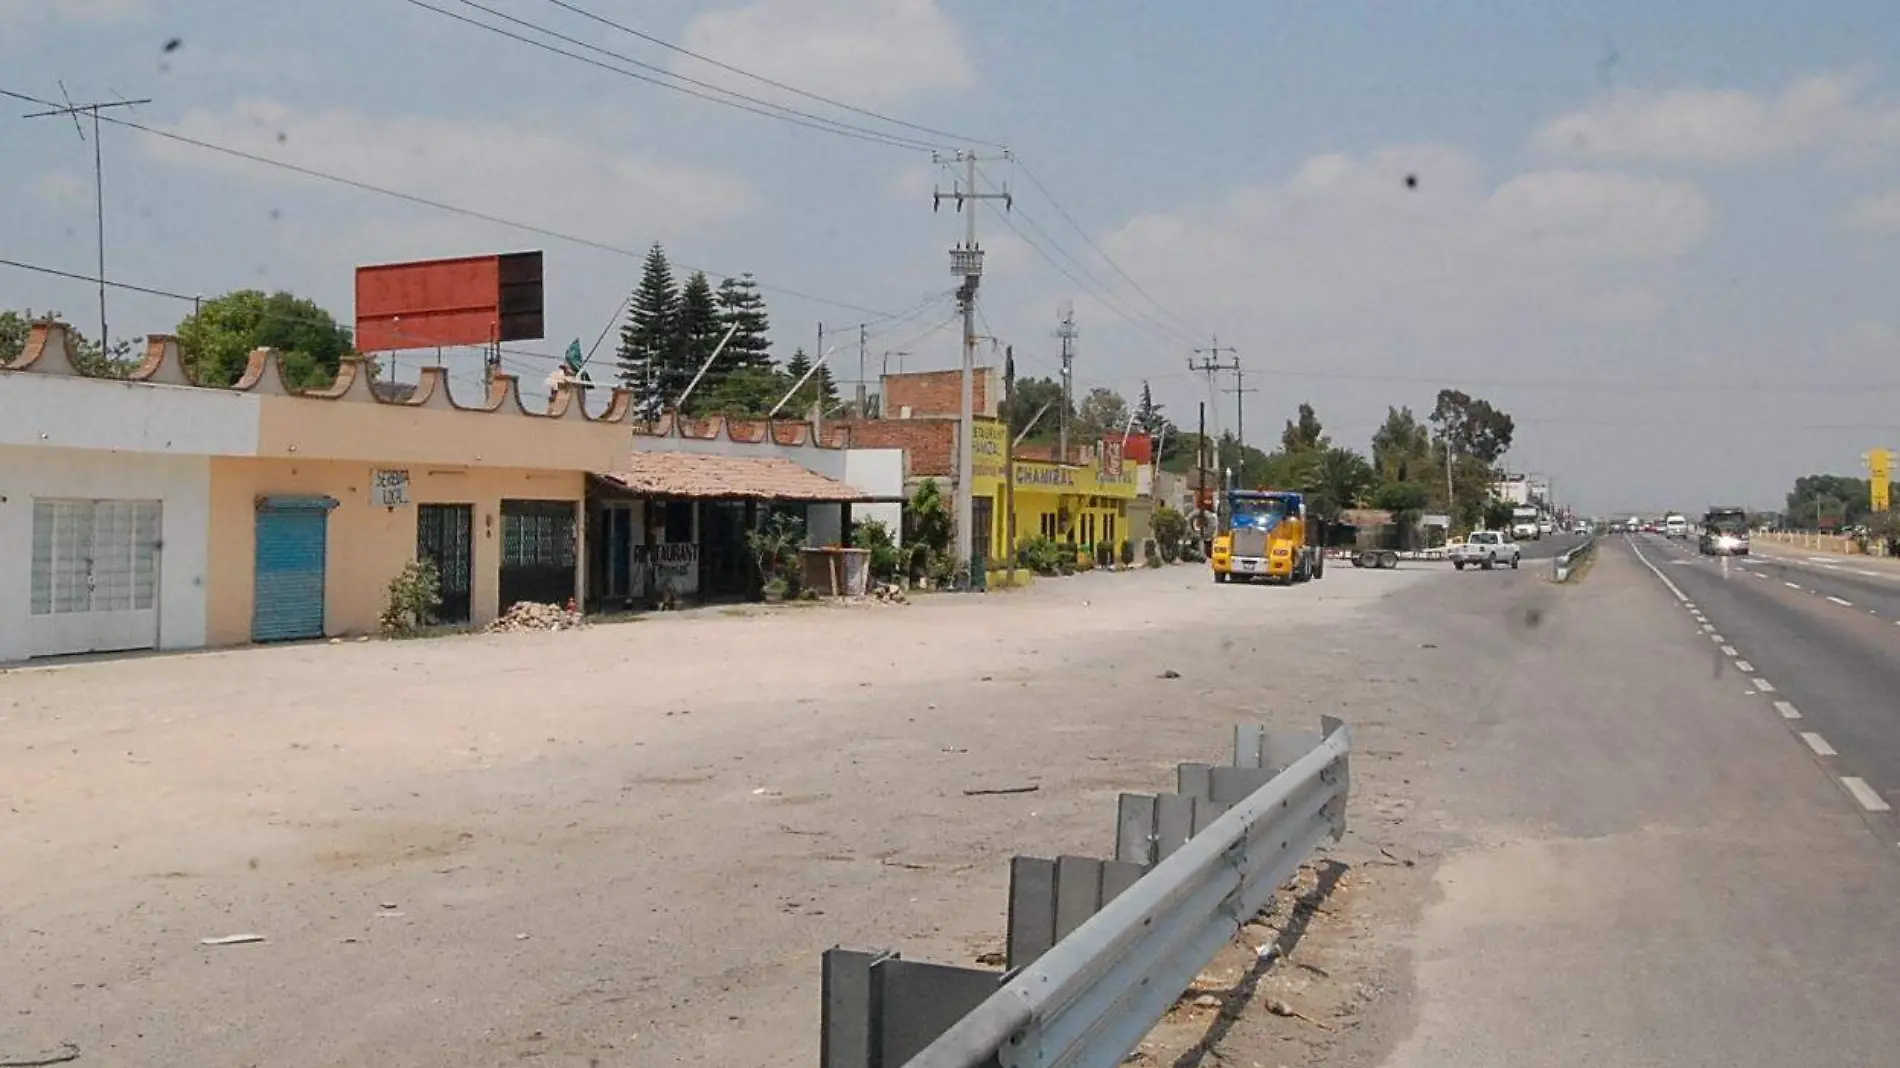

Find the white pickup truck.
[{"left": 1449, "top": 530, "right": 1521, "bottom": 571}]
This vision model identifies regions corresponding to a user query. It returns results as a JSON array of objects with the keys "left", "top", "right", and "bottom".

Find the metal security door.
[
  {"left": 252, "top": 498, "right": 333, "bottom": 642},
  {"left": 416, "top": 503, "right": 474, "bottom": 623},
  {"left": 27, "top": 498, "right": 161, "bottom": 657},
  {"left": 499, "top": 499, "right": 577, "bottom": 610}
]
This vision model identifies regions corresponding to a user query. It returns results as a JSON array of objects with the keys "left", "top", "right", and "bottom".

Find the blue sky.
[{"left": 5, "top": 0, "right": 1900, "bottom": 512}]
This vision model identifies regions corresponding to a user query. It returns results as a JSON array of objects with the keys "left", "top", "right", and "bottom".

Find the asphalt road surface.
[
  {"left": 4, "top": 547, "right": 1898, "bottom": 1067},
  {"left": 1628, "top": 533, "right": 1899, "bottom": 834}
]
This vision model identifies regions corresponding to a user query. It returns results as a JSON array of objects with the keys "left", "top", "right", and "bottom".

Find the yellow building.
[{"left": 970, "top": 418, "right": 1140, "bottom": 567}]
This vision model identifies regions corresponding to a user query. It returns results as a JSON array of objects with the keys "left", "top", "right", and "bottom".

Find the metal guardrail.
[
  {"left": 1553, "top": 534, "right": 1597, "bottom": 583},
  {"left": 821, "top": 718, "right": 1351, "bottom": 1068}
]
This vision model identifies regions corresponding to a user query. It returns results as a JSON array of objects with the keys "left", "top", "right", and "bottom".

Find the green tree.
[
  {"left": 1280, "top": 402, "right": 1329, "bottom": 454},
  {"left": 1370, "top": 405, "right": 1433, "bottom": 485},
  {"left": 1, "top": 309, "right": 136, "bottom": 377},
  {"left": 907, "top": 479, "right": 954, "bottom": 581},
  {"left": 714, "top": 273, "right": 772, "bottom": 373},
  {"left": 1785, "top": 473, "right": 1887, "bottom": 529},
  {"left": 1133, "top": 381, "right": 1171, "bottom": 436},
  {"left": 778, "top": 347, "right": 839, "bottom": 416},
  {"left": 617, "top": 243, "right": 680, "bottom": 417},
  {"left": 699, "top": 364, "right": 790, "bottom": 417},
  {"left": 1429, "top": 388, "right": 1514, "bottom": 464},
  {"left": 1302, "top": 446, "right": 1376, "bottom": 521},
  {"left": 1005, "top": 376, "right": 1069, "bottom": 440},
  {"left": 1074, "top": 386, "right": 1130, "bottom": 442},
  {"left": 175, "top": 290, "right": 353, "bottom": 387},
  {"left": 674, "top": 271, "right": 724, "bottom": 412}
]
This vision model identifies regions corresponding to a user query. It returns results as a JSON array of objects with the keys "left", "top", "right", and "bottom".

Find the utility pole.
[
  {"left": 933, "top": 148, "right": 1012, "bottom": 587},
  {"left": 1004, "top": 345, "right": 1018, "bottom": 588},
  {"left": 1197, "top": 401, "right": 1210, "bottom": 553},
  {"left": 1056, "top": 302, "right": 1077, "bottom": 462},
  {"left": 856, "top": 324, "right": 868, "bottom": 417},
  {"left": 1222, "top": 360, "right": 1260, "bottom": 481},
  {"left": 23, "top": 90, "right": 151, "bottom": 358},
  {"left": 1189, "top": 337, "right": 1238, "bottom": 483}
]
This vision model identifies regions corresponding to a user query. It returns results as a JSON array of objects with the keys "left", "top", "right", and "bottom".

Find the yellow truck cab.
[{"left": 1212, "top": 489, "right": 1324, "bottom": 585}]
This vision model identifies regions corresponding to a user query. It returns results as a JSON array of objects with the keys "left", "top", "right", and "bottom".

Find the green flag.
[{"left": 563, "top": 339, "right": 584, "bottom": 375}]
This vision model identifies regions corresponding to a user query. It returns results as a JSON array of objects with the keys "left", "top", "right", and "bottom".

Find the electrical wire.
[
  {"left": 0, "top": 85, "right": 902, "bottom": 319},
  {"left": 533, "top": 0, "right": 1007, "bottom": 150},
  {"left": 405, "top": 0, "right": 945, "bottom": 153}
]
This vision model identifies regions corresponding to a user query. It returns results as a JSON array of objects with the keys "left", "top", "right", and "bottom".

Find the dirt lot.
[{"left": 1, "top": 561, "right": 1471, "bottom": 1067}]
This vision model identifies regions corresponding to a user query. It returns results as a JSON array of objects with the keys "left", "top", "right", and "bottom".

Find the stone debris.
[
  {"left": 871, "top": 583, "right": 909, "bottom": 605},
  {"left": 485, "top": 601, "right": 584, "bottom": 633}
]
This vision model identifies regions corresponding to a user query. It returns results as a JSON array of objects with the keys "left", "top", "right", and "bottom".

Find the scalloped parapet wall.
[{"left": 2, "top": 318, "right": 851, "bottom": 448}]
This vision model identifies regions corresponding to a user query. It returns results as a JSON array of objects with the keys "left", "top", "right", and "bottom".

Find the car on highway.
[
  {"left": 1663, "top": 513, "right": 1689, "bottom": 539},
  {"left": 1449, "top": 530, "right": 1521, "bottom": 571},
  {"left": 1538, "top": 519, "right": 1555, "bottom": 537}
]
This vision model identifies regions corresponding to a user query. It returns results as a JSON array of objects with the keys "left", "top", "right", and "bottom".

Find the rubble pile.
[
  {"left": 870, "top": 583, "right": 909, "bottom": 605},
  {"left": 485, "top": 601, "right": 585, "bottom": 633}
]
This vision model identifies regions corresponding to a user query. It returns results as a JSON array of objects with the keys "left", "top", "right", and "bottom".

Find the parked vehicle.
[
  {"left": 1449, "top": 530, "right": 1521, "bottom": 571},
  {"left": 1211, "top": 490, "right": 1324, "bottom": 585}
]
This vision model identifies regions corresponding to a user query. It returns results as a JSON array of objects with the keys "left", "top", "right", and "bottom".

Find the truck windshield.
[
  {"left": 1705, "top": 510, "right": 1747, "bottom": 533},
  {"left": 1230, "top": 497, "right": 1293, "bottom": 531}
]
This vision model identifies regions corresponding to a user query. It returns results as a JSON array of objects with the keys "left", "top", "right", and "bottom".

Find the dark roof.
[{"left": 596, "top": 452, "right": 870, "bottom": 502}]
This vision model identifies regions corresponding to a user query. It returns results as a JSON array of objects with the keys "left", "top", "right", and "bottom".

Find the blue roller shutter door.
[{"left": 253, "top": 498, "right": 333, "bottom": 641}]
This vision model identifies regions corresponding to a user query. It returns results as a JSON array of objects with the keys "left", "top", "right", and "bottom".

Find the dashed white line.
[
  {"left": 1856, "top": 569, "right": 1881, "bottom": 578},
  {"left": 1735, "top": 660, "right": 1755, "bottom": 672},
  {"left": 1774, "top": 700, "right": 1802, "bottom": 719},
  {"left": 1701, "top": 624, "right": 1716, "bottom": 632},
  {"left": 1827, "top": 595, "right": 1854, "bottom": 607},
  {"left": 1842, "top": 777, "right": 1893, "bottom": 813},
  {"left": 1720, "top": 645, "right": 1738, "bottom": 657},
  {"left": 1711, "top": 634, "right": 1726, "bottom": 643},
  {"left": 1754, "top": 678, "right": 1777, "bottom": 693},
  {"left": 1755, "top": 572, "right": 1770, "bottom": 579},
  {"left": 1629, "top": 541, "right": 1689, "bottom": 601},
  {"left": 1801, "top": 732, "right": 1837, "bottom": 756},
  {"left": 1785, "top": 581, "right": 1802, "bottom": 590}
]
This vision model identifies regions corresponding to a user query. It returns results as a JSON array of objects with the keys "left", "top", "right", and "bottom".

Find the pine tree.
[
  {"left": 617, "top": 243, "right": 679, "bottom": 417},
  {"left": 781, "top": 347, "right": 835, "bottom": 416},
  {"left": 1133, "top": 381, "right": 1172, "bottom": 436},
  {"left": 714, "top": 273, "right": 772, "bottom": 372},
  {"left": 674, "top": 271, "right": 723, "bottom": 412}
]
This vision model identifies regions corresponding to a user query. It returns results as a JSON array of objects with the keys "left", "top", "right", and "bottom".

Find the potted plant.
[{"left": 746, "top": 512, "right": 804, "bottom": 604}]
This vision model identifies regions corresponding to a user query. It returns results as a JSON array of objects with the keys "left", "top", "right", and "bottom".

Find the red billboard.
[{"left": 354, "top": 251, "right": 543, "bottom": 352}]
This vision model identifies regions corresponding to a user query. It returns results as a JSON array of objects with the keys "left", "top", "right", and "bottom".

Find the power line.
[
  {"left": 533, "top": 0, "right": 1006, "bottom": 150},
  {"left": 0, "top": 85, "right": 900, "bottom": 319},
  {"left": 404, "top": 0, "right": 944, "bottom": 153},
  {"left": 1011, "top": 157, "right": 1205, "bottom": 342}
]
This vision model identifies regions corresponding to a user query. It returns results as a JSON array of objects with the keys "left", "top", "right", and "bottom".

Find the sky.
[{"left": 4, "top": 0, "right": 1900, "bottom": 514}]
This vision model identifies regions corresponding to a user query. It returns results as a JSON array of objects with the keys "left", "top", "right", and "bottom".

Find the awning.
[{"left": 594, "top": 453, "right": 875, "bottom": 502}]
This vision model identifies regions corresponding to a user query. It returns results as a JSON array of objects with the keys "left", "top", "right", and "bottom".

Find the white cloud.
[
  {"left": 30, "top": 170, "right": 88, "bottom": 206},
  {"left": 1533, "top": 73, "right": 1900, "bottom": 165},
  {"left": 0, "top": 0, "right": 145, "bottom": 24},
  {"left": 679, "top": 0, "right": 973, "bottom": 111},
  {"left": 1083, "top": 147, "right": 1712, "bottom": 364},
  {"left": 144, "top": 98, "right": 758, "bottom": 254},
  {"left": 1841, "top": 187, "right": 1900, "bottom": 233}
]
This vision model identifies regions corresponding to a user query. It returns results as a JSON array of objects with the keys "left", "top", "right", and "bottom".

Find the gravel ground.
[{"left": 0, "top": 561, "right": 1445, "bottom": 1068}]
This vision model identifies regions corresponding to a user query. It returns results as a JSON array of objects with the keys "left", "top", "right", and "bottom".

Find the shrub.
[
  {"left": 1152, "top": 504, "right": 1188, "bottom": 558},
  {"left": 851, "top": 519, "right": 902, "bottom": 580},
  {"left": 380, "top": 558, "right": 442, "bottom": 635},
  {"left": 1016, "top": 534, "right": 1066, "bottom": 575},
  {"left": 1119, "top": 540, "right": 1135, "bottom": 567}
]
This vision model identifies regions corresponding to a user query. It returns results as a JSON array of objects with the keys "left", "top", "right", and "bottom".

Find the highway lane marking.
[
  {"left": 1735, "top": 660, "right": 1755, "bottom": 672},
  {"left": 1754, "top": 677, "right": 1777, "bottom": 692},
  {"left": 1774, "top": 700, "right": 1802, "bottom": 719},
  {"left": 1841, "top": 777, "right": 1893, "bottom": 813},
  {"left": 1720, "top": 645, "right": 1738, "bottom": 656},
  {"left": 1856, "top": 569, "right": 1881, "bottom": 577},
  {"left": 1711, "top": 634, "right": 1726, "bottom": 643},
  {"left": 1785, "top": 582, "right": 1802, "bottom": 589},
  {"left": 1826, "top": 595, "right": 1854, "bottom": 607},
  {"left": 1629, "top": 541, "right": 1689, "bottom": 601},
  {"left": 1801, "top": 732, "right": 1837, "bottom": 756},
  {"left": 1755, "top": 572, "right": 1770, "bottom": 579}
]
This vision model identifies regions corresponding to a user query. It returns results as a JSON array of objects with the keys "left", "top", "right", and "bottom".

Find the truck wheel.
[
  {"left": 1215, "top": 571, "right": 1229, "bottom": 584},
  {"left": 1481, "top": 555, "right": 1495, "bottom": 571},
  {"left": 1380, "top": 551, "right": 1398, "bottom": 569},
  {"left": 1314, "top": 554, "right": 1325, "bottom": 579},
  {"left": 1454, "top": 560, "right": 1466, "bottom": 571},
  {"left": 1511, "top": 555, "right": 1520, "bottom": 570}
]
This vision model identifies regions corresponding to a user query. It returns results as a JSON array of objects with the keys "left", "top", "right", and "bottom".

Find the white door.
[{"left": 28, "top": 499, "right": 162, "bottom": 657}]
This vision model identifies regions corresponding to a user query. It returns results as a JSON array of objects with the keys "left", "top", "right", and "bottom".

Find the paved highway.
[{"left": 1628, "top": 533, "right": 1899, "bottom": 834}]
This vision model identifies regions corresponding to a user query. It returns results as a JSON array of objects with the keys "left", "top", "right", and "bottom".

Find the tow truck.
[{"left": 1212, "top": 489, "right": 1324, "bottom": 585}]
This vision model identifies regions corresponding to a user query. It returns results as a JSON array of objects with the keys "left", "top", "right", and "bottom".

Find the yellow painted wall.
[{"left": 206, "top": 458, "right": 583, "bottom": 644}]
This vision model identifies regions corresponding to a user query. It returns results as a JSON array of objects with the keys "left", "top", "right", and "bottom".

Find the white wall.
[
  {"left": 845, "top": 447, "right": 905, "bottom": 545},
  {"left": 0, "top": 373, "right": 261, "bottom": 455},
  {"left": 0, "top": 446, "right": 212, "bottom": 662}
]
